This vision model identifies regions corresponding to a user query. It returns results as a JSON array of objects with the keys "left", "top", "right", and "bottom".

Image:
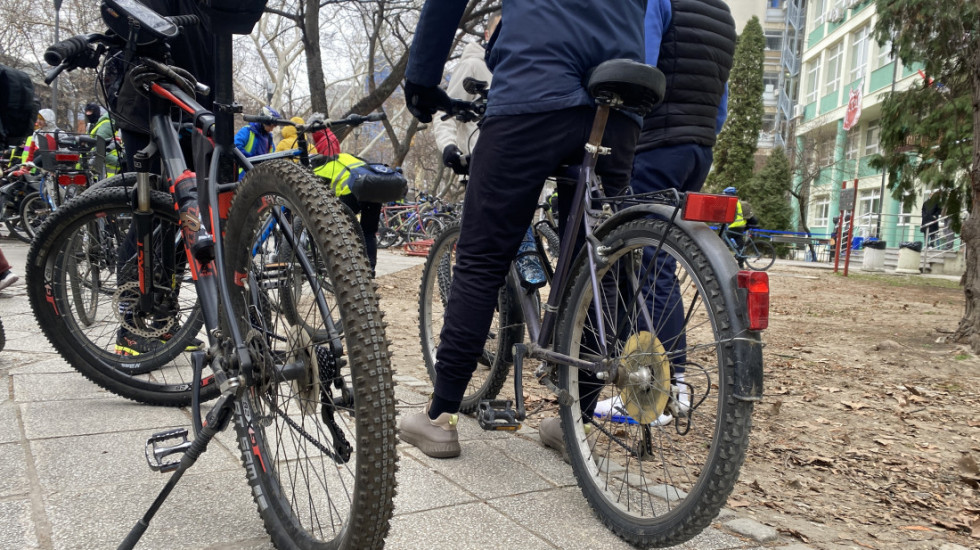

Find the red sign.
[{"left": 843, "top": 87, "right": 862, "bottom": 131}]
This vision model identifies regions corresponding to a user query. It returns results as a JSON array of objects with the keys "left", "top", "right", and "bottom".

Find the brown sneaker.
[
  {"left": 399, "top": 406, "right": 460, "bottom": 458},
  {"left": 539, "top": 417, "right": 569, "bottom": 463}
]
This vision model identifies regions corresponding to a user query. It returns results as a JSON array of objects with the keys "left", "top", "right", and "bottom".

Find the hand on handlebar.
[
  {"left": 442, "top": 145, "right": 469, "bottom": 175},
  {"left": 404, "top": 80, "right": 452, "bottom": 124}
]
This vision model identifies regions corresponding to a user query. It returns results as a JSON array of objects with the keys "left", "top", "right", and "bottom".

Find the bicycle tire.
[
  {"left": 534, "top": 221, "right": 561, "bottom": 274},
  {"left": 0, "top": 315, "right": 5, "bottom": 352},
  {"left": 224, "top": 161, "right": 397, "bottom": 550},
  {"left": 26, "top": 186, "right": 213, "bottom": 406},
  {"left": 20, "top": 191, "right": 50, "bottom": 240},
  {"left": 417, "top": 221, "right": 514, "bottom": 413},
  {"left": 67, "top": 225, "right": 101, "bottom": 326},
  {"left": 744, "top": 239, "right": 776, "bottom": 271},
  {"left": 555, "top": 216, "right": 753, "bottom": 547}
]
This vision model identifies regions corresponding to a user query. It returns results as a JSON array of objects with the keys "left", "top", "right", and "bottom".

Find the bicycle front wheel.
[
  {"left": 224, "top": 161, "right": 397, "bottom": 550},
  {"left": 744, "top": 239, "right": 776, "bottom": 271},
  {"left": 26, "top": 187, "right": 211, "bottom": 406},
  {"left": 556, "top": 216, "right": 753, "bottom": 547},
  {"left": 417, "top": 221, "right": 514, "bottom": 413},
  {"left": 20, "top": 191, "right": 50, "bottom": 240}
]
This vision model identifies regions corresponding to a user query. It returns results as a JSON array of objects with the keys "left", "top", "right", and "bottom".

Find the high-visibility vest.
[
  {"left": 313, "top": 153, "right": 364, "bottom": 197},
  {"left": 729, "top": 200, "right": 746, "bottom": 229},
  {"left": 20, "top": 135, "right": 33, "bottom": 164}
]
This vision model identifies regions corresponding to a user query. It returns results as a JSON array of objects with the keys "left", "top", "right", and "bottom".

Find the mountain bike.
[
  {"left": 719, "top": 224, "right": 775, "bottom": 270},
  {"left": 417, "top": 59, "right": 767, "bottom": 547},
  {"left": 20, "top": 132, "right": 98, "bottom": 239},
  {"left": 26, "top": 2, "right": 396, "bottom": 548}
]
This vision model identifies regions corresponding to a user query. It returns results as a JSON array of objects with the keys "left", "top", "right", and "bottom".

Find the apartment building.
[{"left": 791, "top": 0, "right": 926, "bottom": 245}]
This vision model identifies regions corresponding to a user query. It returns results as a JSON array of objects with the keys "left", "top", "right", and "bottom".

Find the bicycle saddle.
[{"left": 587, "top": 59, "right": 665, "bottom": 116}]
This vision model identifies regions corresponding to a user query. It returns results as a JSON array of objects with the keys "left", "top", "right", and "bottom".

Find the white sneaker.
[
  {"left": 593, "top": 396, "right": 637, "bottom": 425},
  {"left": 669, "top": 373, "right": 691, "bottom": 416},
  {"left": 0, "top": 271, "right": 18, "bottom": 291}
]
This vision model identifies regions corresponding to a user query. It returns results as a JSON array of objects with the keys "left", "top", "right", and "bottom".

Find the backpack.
[
  {"left": 0, "top": 64, "right": 39, "bottom": 148},
  {"left": 313, "top": 153, "right": 407, "bottom": 204}
]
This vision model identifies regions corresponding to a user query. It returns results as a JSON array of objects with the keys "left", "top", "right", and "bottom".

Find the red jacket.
[{"left": 312, "top": 128, "right": 340, "bottom": 157}]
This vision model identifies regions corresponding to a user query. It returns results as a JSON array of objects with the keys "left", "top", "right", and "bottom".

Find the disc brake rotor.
[
  {"left": 112, "top": 281, "right": 175, "bottom": 338},
  {"left": 617, "top": 331, "right": 671, "bottom": 424},
  {"left": 286, "top": 325, "right": 319, "bottom": 416}
]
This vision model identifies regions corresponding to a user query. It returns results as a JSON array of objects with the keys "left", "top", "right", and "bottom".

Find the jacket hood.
[
  {"left": 38, "top": 108, "right": 57, "bottom": 131},
  {"left": 281, "top": 125, "right": 297, "bottom": 140},
  {"left": 460, "top": 41, "right": 486, "bottom": 61}
]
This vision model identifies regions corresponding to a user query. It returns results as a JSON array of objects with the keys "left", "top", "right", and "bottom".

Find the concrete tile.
[
  {"left": 487, "top": 432, "right": 578, "bottom": 488},
  {"left": 403, "top": 439, "right": 553, "bottom": 500},
  {"left": 393, "top": 452, "right": 478, "bottom": 515},
  {"left": 0, "top": 404, "right": 22, "bottom": 444},
  {"left": 13, "top": 371, "right": 114, "bottom": 402},
  {"left": 5, "top": 356, "right": 75, "bottom": 375},
  {"left": 0, "top": 499, "right": 39, "bottom": 549},
  {"left": 0, "top": 442, "right": 29, "bottom": 497},
  {"left": 32, "top": 430, "right": 240, "bottom": 493},
  {"left": 489, "top": 486, "right": 634, "bottom": 550},
  {"left": 45, "top": 471, "right": 268, "bottom": 550},
  {"left": 387, "top": 502, "right": 552, "bottom": 550},
  {"left": 20, "top": 398, "right": 189, "bottom": 439}
]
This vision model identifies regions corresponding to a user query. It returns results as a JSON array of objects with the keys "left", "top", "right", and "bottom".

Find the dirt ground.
[{"left": 376, "top": 260, "right": 980, "bottom": 549}]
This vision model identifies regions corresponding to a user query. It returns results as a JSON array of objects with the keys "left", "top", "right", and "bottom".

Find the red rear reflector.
[
  {"left": 682, "top": 193, "right": 738, "bottom": 223},
  {"left": 55, "top": 153, "right": 80, "bottom": 162},
  {"left": 737, "top": 271, "right": 769, "bottom": 331}
]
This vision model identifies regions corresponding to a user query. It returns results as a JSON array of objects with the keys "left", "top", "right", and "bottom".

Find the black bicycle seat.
[{"left": 587, "top": 59, "right": 665, "bottom": 116}]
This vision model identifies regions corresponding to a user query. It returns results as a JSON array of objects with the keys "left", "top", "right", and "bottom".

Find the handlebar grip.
[
  {"left": 44, "top": 35, "right": 94, "bottom": 67},
  {"left": 365, "top": 112, "right": 386, "bottom": 122},
  {"left": 166, "top": 14, "right": 200, "bottom": 27}
]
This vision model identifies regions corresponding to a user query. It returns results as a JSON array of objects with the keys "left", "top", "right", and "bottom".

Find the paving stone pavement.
[{"left": 0, "top": 238, "right": 811, "bottom": 549}]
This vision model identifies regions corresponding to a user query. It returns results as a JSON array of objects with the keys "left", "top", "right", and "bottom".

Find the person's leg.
[
  {"left": 0, "top": 246, "right": 10, "bottom": 274},
  {"left": 358, "top": 201, "right": 382, "bottom": 271}
]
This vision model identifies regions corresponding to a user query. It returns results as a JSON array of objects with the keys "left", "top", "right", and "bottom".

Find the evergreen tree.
[
  {"left": 874, "top": 0, "right": 980, "bottom": 350},
  {"left": 747, "top": 148, "right": 794, "bottom": 232},
  {"left": 704, "top": 16, "right": 764, "bottom": 193}
]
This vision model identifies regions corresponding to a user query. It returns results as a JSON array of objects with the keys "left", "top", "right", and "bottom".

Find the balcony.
[
  {"left": 787, "top": 0, "right": 805, "bottom": 29},
  {"left": 780, "top": 47, "right": 800, "bottom": 76}
]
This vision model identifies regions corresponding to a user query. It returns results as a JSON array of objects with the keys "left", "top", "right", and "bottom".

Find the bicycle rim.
[
  {"left": 26, "top": 187, "right": 213, "bottom": 406},
  {"left": 417, "top": 221, "right": 513, "bottom": 413},
  {"left": 556, "top": 217, "right": 752, "bottom": 547},
  {"left": 225, "top": 161, "right": 396, "bottom": 549},
  {"left": 745, "top": 240, "right": 776, "bottom": 271}
]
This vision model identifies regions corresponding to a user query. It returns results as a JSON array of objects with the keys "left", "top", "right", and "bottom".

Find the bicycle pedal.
[
  {"left": 477, "top": 400, "right": 522, "bottom": 431},
  {"left": 144, "top": 428, "right": 191, "bottom": 473}
]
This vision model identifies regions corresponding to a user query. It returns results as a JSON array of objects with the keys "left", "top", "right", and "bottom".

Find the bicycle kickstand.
[
  {"left": 118, "top": 377, "right": 242, "bottom": 550},
  {"left": 476, "top": 344, "right": 527, "bottom": 431}
]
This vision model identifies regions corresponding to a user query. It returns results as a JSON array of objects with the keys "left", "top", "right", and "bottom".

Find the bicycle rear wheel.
[
  {"left": 556, "top": 216, "right": 754, "bottom": 547},
  {"left": 417, "top": 221, "right": 515, "bottom": 413},
  {"left": 744, "top": 239, "right": 775, "bottom": 271},
  {"left": 224, "top": 161, "right": 396, "bottom": 550},
  {"left": 26, "top": 187, "right": 212, "bottom": 406},
  {"left": 20, "top": 190, "right": 50, "bottom": 240}
]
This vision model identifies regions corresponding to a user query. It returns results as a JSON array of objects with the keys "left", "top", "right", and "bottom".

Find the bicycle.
[
  {"left": 416, "top": 59, "right": 767, "bottom": 547},
  {"left": 20, "top": 131, "right": 99, "bottom": 239},
  {"left": 26, "top": 2, "right": 396, "bottom": 548},
  {"left": 719, "top": 224, "right": 775, "bottom": 271}
]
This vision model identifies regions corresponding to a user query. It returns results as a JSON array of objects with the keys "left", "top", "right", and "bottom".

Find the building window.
[
  {"left": 898, "top": 197, "right": 913, "bottom": 225},
  {"left": 845, "top": 130, "right": 860, "bottom": 160},
  {"left": 857, "top": 189, "right": 881, "bottom": 233},
  {"left": 875, "top": 39, "right": 893, "bottom": 70},
  {"left": 765, "top": 31, "right": 783, "bottom": 51},
  {"left": 813, "top": 196, "right": 831, "bottom": 227},
  {"left": 825, "top": 41, "right": 844, "bottom": 94},
  {"left": 818, "top": 137, "right": 835, "bottom": 167},
  {"left": 864, "top": 122, "right": 880, "bottom": 156},
  {"left": 762, "top": 114, "right": 776, "bottom": 132},
  {"left": 805, "top": 58, "right": 821, "bottom": 103},
  {"left": 769, "top": 0, "right": 783, "bottom": 8},
  {"left": 849, "top": 24, "right": 871, "bottom": 83},
  {"left": 812, "top": 0, "right": 827, "bottom": 26}
]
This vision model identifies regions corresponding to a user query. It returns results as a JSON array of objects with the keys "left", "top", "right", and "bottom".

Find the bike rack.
[{"left": 404, "top": 239, "right": 433, "bottom": 256}]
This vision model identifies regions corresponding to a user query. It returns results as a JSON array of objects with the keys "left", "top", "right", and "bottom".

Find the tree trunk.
[
  {"left": 953, "top": 47, "right": 980, "bottom": 352},
  {"left": 302, "top": 0, "right": 330, "bottom": 116}
]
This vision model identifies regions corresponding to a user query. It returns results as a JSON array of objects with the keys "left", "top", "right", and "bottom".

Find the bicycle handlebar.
[
  {"left": 242, "top": 112, "right": 387, "bottom": 133},
  {"left": 44, "top": 34, "right": 98, "bottom": 67}
]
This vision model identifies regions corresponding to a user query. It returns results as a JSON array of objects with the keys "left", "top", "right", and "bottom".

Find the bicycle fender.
[{"left": 595, "top": 203, "right": 764, "bottom": 401}]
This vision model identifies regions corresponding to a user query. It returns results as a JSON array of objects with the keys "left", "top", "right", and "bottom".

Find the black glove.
[
  {"left": 442, "top": 144, "right": 468, "bottom": 175},
  {"left": 404, "top": 80, "right": 452, "bottom": 123}
]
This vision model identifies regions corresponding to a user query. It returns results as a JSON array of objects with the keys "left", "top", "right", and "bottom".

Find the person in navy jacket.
[{"left": 398, "top": 0, "right": 649, "bottom": 458}]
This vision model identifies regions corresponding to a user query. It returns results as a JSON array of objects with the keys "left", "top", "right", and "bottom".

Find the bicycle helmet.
[
  {"left": 261, "top": 106, "right": 282, "bottom": 119},
  {"left": 723, "top": 187, "right": 737, "bottom": 195}
]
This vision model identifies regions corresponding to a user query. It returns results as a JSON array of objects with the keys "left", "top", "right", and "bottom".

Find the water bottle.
[{"left": 516, "top": 227, "right": 547, "bottom": 289}]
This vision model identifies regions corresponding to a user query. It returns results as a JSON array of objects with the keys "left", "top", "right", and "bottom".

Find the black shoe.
[{"left": 115, "top": 329, "right": 164, "bottom": 356}]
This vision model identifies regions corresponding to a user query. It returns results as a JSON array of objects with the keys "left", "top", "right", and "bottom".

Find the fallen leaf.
[
  {"left": 898, "top": 525, "right": 933, "bottom": 531},
  {"left": 843, "top": 401, "right": 868, "bottom": 410},
  {"left": 959, "top": 454, "right": 980, "bottom": 475}
]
